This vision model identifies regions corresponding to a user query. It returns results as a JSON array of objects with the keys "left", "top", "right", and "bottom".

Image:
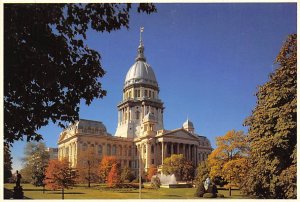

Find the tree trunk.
[
  {"left": 229, "top": 186, "right": 231, "bottom": 196},
  {"left": 62, "top": 188, "right": 64, "bottom": 200}
]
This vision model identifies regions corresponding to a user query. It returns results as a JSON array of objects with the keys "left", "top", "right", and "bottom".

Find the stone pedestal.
[{"left": 13, "top": 186, "right": 24, "bottom": 199}]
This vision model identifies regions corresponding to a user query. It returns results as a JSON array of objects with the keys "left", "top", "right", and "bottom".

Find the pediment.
[{"left": 162, "top": 129, "right": 199, "bottom": 141}]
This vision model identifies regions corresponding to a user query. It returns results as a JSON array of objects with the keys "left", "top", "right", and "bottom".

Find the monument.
[{"left": 13, "top": 170, "right": 24, "bottom": 199}]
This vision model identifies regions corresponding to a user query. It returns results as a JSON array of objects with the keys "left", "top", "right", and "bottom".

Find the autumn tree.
[
  {"left": 107, "top": 163, "right": 121, "bottom": 188},
  {"left": 162, "top": 154, "right": 194, "bottom": 181},
  {"left": 4, "top": 3, "right": 156, "bottom": 146},
  {"left": 120, "top": 166, "right": 135, "bottom": 183},
  {"left": 98, "top": 156, "right": 118, "bottom": 183},
  {"left": 207, "top": 130, "right": 248, "bottom": 196},
  {"left": 22, "top": 142, "right": 50, "bottom": 186},
  {"left": 45, "top": 159, "right": 77, "bottom": 199},
  {"left": 76, "top": 148, "right": 100, "bottom": 187},
  {"left": 195, "top": 161, "right": 210, "bottom": 186},
  {"left": 4, "top": 145, "right": 13, "bottom": 183},
  {"left": 147, "top": 165, "right": 157, "bottom": 181},
  {"left": 242, "top": 34, "right": 297, "bottom": 199}
]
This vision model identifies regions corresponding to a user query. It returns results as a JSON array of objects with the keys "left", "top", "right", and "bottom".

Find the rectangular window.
[
  {"left": 145, "top": 90, "right": 148, "bottom": 97},
  {"left": 137, "top": 90, "right": 140, "bottom": 97},
  {"left": 151, "top": 159, "right": 154, "bottom": 164}
]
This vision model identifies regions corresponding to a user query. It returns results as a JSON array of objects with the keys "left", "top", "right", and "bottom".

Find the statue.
[
  {"left": 13, "top": 170, "right": 24, "bottom": 199},
  {"left": 16, "top": 170, "right": 22, "bottom": 187},
  {"left": 204, "top": 177, "right": 211, "bottom": 191}
]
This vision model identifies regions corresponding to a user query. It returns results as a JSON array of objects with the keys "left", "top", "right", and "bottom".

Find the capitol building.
[{"left": 57, "top": 34, "right": 212, "bottom": 176}]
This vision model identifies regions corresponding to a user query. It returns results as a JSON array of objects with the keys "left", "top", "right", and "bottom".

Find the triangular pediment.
[{"left": 162, "top": 128, "right": 200, "bottom": 141}]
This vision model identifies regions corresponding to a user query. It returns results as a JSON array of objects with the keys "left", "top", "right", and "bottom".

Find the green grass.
[{"left": 4, "top": 183, "right": 247, "bottom": 199}]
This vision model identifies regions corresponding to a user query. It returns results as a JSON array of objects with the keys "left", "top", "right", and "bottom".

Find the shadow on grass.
[
  {"left": 164, "top": 195, "right": 183, "bottom": 198},
  {"left": 48, "top": 192, "right": 85, "bottom": 195},
  {"left": 4, "top": 188, "right": 31, "bottom": 199}
]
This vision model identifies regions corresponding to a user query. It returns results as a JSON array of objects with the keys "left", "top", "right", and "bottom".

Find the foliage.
[
  {"left": 208, "top": 130, "right": 248, "bottom": 190},
  {"left": 44, "top": 159, "right": 77, "bottom": 190},
  {"left": 182, "top": 160, "right": 195, "bottom": 181},
  {"left": 195, "top": 161, "right": 209, "bottom": 186},
  {"left": 162, "top": 154, "right": 194, "bottom": 181},
  {"left": 107, "top": 163, "right": 121, "bottom": 188},
  {"left": 242, "top": 34, "right": 297, "bottom": 199},
  {"left": 120, "top": 166, "right": 135, "bottom": 183},
  {"left": 194, "top": 182, "right": 205, "bottom": 197},
  {"left": 4, "top": 3, "right": 157, "bottom": 146},
  {"left": 21, "top": 142, "right": 50, "bottom": 186},
  {"left": 76, "top": 148, "right": 100, "bottom": 187},
  {"left": 98, "top": 156, "right": 118, "bottom": 183},
  {"left": 147, "top": 165, "right": 157, "bottom": 181},
  {"left": 4, "top": 145, "right": 13, "bottom": 183},
  {"left": 150, "top": 175, "right": 161, "bottom": 189}
]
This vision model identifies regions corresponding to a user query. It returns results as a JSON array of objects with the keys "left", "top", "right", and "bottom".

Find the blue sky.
[{"left": 10, "top": 3, "right": 297, "bottom": 171}]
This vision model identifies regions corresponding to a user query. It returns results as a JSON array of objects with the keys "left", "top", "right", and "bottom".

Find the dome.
[
  {"left": 124, "top": 61, "right": 158, "bottom": 88},
  {"left": 183, "top": 119, "right": 194, "bottom": 129},
  {"left": 124, "top": 40, "right": 158, "bottom": 88},
  {"left": 75, "top": 119, "right": 107, "bottom": 132}
]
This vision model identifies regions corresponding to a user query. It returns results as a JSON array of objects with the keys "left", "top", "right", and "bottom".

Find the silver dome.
[
  {"left": 124, "top": 61, "right": 158, "bottom": 88},
  {"left": 183, "top": 119, "right": 194, "bottom": 129}
]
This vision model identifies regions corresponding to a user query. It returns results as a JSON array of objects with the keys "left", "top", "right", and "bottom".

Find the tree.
[
  {"left": 162, "top": 154, "right": 194, "bottom": 181},
  {"left": 146, "top": 165, "right": 157, "bottom": 181},
  {"left": 107, "top": 163, "right": 121, "bottom": 188},
  {"left": 22, "top": 142, "right": 50, "bottom": 186},
  {"left": 242, "top": 34, "right": 297, "bottom": 199},
  {"left": 45, "top": 159, "right": 77, "bottom": 199},
  {"left": 4, "top": 145, "right": 13, "bottom": 183},
  {"left": 98, "top": 156, "right": 118, "bottom": 183},
  {"left": 207, "top": 130, "right": 248, "bottom": 196},
  {"left": 76, "top": 148, "right": 100, "bottom": 187},
  {"left": 4, "top": 3, "right": 157, "bottom": 146},
  {"left": 195, "top": 161, "right": 210, "bottom": 186},
  {"left": 120, "top": 166, "right": 135, "bottom": 183},
  {"left": 182, "top": 160, "right": 195, "bottom": 182}
]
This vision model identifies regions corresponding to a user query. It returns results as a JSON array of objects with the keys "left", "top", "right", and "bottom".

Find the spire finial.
[
  {"left": 140, "top": 27, "right": 144, "bottom": 45},
  {"left": 136, "top": 27, "right": 146, "bottom": 62}
]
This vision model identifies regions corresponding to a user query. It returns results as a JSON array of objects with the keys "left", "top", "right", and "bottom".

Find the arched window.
[
  {"left": 112, "top": 145, "right": 117, "bottom": 155},
  {"left": 136, "top": 111, "right": 140, "bottom": 120},
  {"left": 128, "top": 146, "right": 132, "bottom": 156},
  {"left": 107, "top": 144, "right": 111, "bottom": 155},
  {"left": 98, "top": 145, "right": 102, "bottom": 156},
  {"left": 82, "top": 143, "right": 87, "bottom": 151}
]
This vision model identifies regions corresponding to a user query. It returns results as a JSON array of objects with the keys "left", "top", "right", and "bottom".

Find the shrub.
[
  {"left": 203, "top": 193, "right": 217, "bottom": 198},
  {"left": 194, "top": 183, "right": 205, "bottom": 197},
  {"left": 151, "top": 176, "right": 161, "bottom": 189}
]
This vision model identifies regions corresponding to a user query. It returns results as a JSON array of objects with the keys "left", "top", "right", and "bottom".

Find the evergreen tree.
[{"left": 243, "top": 34, "right": 297, "bottom": 199}]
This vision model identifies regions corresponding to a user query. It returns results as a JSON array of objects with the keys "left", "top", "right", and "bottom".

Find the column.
[
  {"left": 146, "top": 142, "right": 150, "bottom": 169},
  {"left": 177, "top": 143, "right": 179, "bottom": 154},
  {"left": 161, "top": 141, "right": 164, "bottom": 165},
  {"left": 171, "top": 142, "right": 174, "bottom": 155},
  {"left": 188, "top": 144, "right": 191, "bottom": 161}
]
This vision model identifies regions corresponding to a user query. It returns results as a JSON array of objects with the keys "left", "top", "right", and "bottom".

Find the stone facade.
[{"left": 57, "top": 36, "right": 212, "bottom": 177}]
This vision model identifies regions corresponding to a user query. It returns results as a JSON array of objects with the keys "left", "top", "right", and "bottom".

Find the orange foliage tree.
[
  {"left": 76, "top": 148, "right": 100, "bottom": 187},
  {"left": 44, "top": 159, "right": 77, "bottom": 199},
  {"left": 98, "top": 156, "right": 118, "bottom": 183},
  {"left": 207, "top": 130, "right": 248, "bottom": 196},
  {"left": 147, "top": 165, "right": 157, "bottom": 181},
  {"left": 107, "top": 163, "right": 121, "bottom": 188}
]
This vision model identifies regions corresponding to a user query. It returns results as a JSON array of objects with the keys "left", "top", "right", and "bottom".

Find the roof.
[{"left": 124, "top": 42, "right": 158, "bottom": 88}]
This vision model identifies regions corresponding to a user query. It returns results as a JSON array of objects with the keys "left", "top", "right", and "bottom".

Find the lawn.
[{"left": 4, "top": 183, "right": 246, "bottom": 199}]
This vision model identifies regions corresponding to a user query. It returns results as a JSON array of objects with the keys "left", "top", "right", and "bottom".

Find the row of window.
[
  {"left": 125, "top": 88, "right": 156, "bottom": 99},
  {"left": 82, "top": 143, "right": 133, "bottom": 156}
]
